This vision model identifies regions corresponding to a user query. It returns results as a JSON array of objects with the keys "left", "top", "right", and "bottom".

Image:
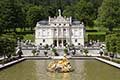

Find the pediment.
[{"left": 52, "top": 16, "right": 69, "bottom": 23}]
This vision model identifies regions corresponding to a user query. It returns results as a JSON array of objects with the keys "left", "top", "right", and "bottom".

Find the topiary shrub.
[
  {"left": 52, "top": 48, "right": 59, "bottom": 56},
  {"left": 64, "top": 48, "right": 69, "bottom": 55},
  {"left": 88, "top": 34, "right": 105, "bottom": 42},
  {"left": 32, "top": 49, "right": 36, "bottom": 56},
  {"left": 84, "top": 48, "right": 89, "bottom": 56}
]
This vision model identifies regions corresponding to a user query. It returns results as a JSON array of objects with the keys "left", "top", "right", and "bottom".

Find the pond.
[{"left": 0, "top": 60, "right": 120, "bottom": 80}]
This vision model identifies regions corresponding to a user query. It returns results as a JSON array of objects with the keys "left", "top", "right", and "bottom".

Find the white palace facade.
[{"left": 35, "top": 10, "right": 85, "bottom": 47}]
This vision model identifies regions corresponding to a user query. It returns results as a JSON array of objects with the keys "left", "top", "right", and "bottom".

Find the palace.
[{"left": 35, "top": 10, "right": 85, "bottom": 47}]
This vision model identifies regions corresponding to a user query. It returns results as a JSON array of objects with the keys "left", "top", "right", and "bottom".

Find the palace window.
[
  {"left": 75, "top": 39, "right": 77, "bottom": 42},
  {"left": 39, "top": 32, "right": 41, "bottom": 36},
  {"left": 40, "top": 43, "right": 42, "bottom": 45},
  {"left": 63, "top": 28, "right": 66, "bottom": 31},
  {"left": 47, "top": 31, "right": 50, "bottom": 36},
  {"left": 42, "top": 30, "right": 46, "bottom": 37},
  {"left": 74, "top": 30, "right": 78, "bottom": 37},
  {"left": 54, "top": 28, "right": 57, "bottom": 31},
  {"left": 43, "top": 39, "right": 45, "bottom": 43}
]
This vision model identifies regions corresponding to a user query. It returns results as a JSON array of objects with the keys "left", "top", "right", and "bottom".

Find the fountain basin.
[{"left": 0, "top": 60, "right": 120, "bottom": 80}]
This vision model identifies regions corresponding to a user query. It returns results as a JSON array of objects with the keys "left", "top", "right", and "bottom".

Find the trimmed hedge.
[
  {"left": 86, "top": 30, "right": 98, "bottom": 32},
  {"left": 15, "top": 31, "right": 34, "bottom": 35},
  {"left": 88, "top": 34, "right": 105, "bottom": 42}
]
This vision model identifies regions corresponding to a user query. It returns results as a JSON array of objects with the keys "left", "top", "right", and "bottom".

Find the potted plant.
[
  {"left": 36, "top": 50, "right": 39, "bottom": 56},
  {"left": 80, "top": 49, "right": 83, "bottom": 54},
  {"left": 17, "top": 49, "right": 23, "bottom": 58},
  {"left": 84, "top": 48, "right": 88, "bottom": 56},
  {"left": 64, "top": 48, "right": 69, "bottom": 55},
  {"left": 109, "top": 52, "right": 114, "bottom": 60},
  {"left": 44, "top": 44, "right": 49, "bottom": 56},
  {"left": 99, "top": 51, "right": 103, "bottom": 56},
  {"left": 104, "top": 50, "right": 108, "bottom": 56},
  {"left": 52, "top": 48, "right": 59, "bottom": 56},
  {"left": 32, "top": 49, "right": 36, "bottom": 56}
]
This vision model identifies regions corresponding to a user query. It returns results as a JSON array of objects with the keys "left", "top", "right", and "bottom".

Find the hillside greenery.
[
  {"left": 0, "top": 0, "right": 120, "bottom": 56},
  {"left": 0, "top": 0, "right": 104, "bottom": 33}
]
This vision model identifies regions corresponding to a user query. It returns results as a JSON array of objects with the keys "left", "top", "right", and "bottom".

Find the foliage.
[
  {"left": 44, "top": 44, "right": 49, "bottom": 56},
  {"left": 52, "top": 48, "right": 59, "bottom": 56},
  {"left": 45, "top": 44, "right": 49, "bottom": 49},
  {"left": 17, "top": 48, "right": 23, "bottom": 58},
  {"left": 0, "top": 0, "right": 104, "bottom": 32},
  {"left": 64, "top": 48, "right": 68, "bottom": 54},
  {"left": 0, "top": 0, "right": 25, "bottom": 32},
  {"left": 84, "top": 48, "right": 89, "bottom": 55},
  {"left": 96, "top": 0, "right": 120, "bottom": 31},
  {"left": 16, "top": 35, "right": 24, "bottom": 40},
  {"left": 23, "top": 34, "right": 35, "bottom": 42},
  {"left": 26, "top": 5, "right": 44, "bottom": 30},
  {"left": 74, "top": 0, "right": 94, "bottom": 27},
  {"left": 32, "top": 49, "right": 36, "bottom": 56},
  {"left": 0, "top": 34, "right": 16, "bottom": 58},
  {"left": 52, "top": 48, "right": 56, "bottom": 53},
  {"left": 63, "top": 0, "right": 103, "bottom": 27},
  {"left": 106, "top": 33, "right": 120, "bottom": 54},
  {"left": 99, "top": 48, "right": 104, "bottom": 56},
  {"left": 88, "top": 34, "right": 105, "bottom": 42}
]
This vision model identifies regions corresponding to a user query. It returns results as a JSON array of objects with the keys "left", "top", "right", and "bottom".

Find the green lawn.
[
  {"left": 16, "top": 28, "right": 32, "bottom": 32},
  {"left": 86, "top": 32, "right": 106, "bottom": 35},
  {"left": 23, "top": 34, "right": 35, "bottom": 42},
  {"left": 15, "top": 28, "right": 35, "bottom": 42}
]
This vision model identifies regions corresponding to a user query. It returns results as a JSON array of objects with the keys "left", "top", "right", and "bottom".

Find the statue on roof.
[{"left": 58, "top": 9, "right": 61, "bottom": 16}]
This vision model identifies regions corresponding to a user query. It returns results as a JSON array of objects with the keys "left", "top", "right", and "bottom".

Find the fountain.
[{"left": 47, "top": 54, "right": 74, "bottom": 73}]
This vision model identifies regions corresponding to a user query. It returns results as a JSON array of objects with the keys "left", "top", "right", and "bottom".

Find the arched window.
[
  {"left": 43, "top": 39, "right": 45, "bottom": 43},
  {"left": 63, "top": 28, "right": 66, "bottom": 31},
  {"left": 54, "top": 28, "right": 57, "bottom": 31},
  {"left": 75, "top": 39, "right": 77, "bottom": 42},
  {"left": 42, "top": 29, "right": 46, "bottom": 37}
]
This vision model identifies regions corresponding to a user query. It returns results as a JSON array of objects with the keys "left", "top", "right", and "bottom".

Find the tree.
[
  {"left": 64, "top": 0, "right": 95, "bottom": 27},
  {"left": 89, "top": 0, "right": 103, "bottom": 19},
  {"left": 63, "top": 5, "right": 76, "bottom": 17},
  {"left": 106, "top": 34, "right": 117, "bottom": 53},
  {"left": 0, "top": 0, "right": 7, "bottom": 32},
  {"left": 96, "top": 0, "right": 120, "bottom": 31},
  {"left": 0, "top": 34, "right": 16, "bottom": 62},
  {"left": 1, "top": 0, "right": 24, "bottom": 32},
  {"left": 106, "top": 33, "right": 120, "bottom": 58},
  {"left": 116, "top": 37, "right": 120, "bottom": 55},
  {"left": 26, "top": 5, "right": 44, "bottom": 30}
]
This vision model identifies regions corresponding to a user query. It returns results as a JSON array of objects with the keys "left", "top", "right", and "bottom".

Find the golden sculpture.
[{"left": 47, "top": 54, "right": 74, "bottom": 73}]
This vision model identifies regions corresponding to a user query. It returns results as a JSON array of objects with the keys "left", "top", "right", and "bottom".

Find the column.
[
  {"left": 62, "top": 28, "right": 64, "bottom": 47},
  {"left": 69, "top": 26, "right": 72, "bottom": 45},
  {"left": 57, "top": 27, "right": 59, "bottom": 47},
  {"left": 52, "top": 28, "right": 54, "bottom": 45}
]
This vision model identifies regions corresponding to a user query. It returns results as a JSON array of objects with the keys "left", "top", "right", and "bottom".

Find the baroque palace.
[{"left": 35, "top": 9, "right": 85, "bottom": 47}]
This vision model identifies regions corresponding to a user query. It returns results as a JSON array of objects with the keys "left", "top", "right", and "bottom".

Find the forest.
[
  {"left": 1, "top": 0, "right": 119, "bottom": 32},
  {"left": 0, "top": 0, "right": 120, "bottom": 61}
]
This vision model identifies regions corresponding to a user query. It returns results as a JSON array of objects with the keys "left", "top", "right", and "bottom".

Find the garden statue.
[{"left": 47, "top": 54, "right": 74, "bottom": 73}]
